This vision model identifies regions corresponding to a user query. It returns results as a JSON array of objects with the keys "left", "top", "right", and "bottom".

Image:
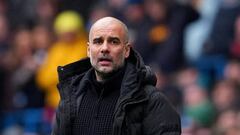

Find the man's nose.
[{"left": 101, "top": 41, "right": 109, "bottom": 53}]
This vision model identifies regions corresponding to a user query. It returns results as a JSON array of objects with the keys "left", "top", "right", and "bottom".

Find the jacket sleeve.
[
  {"left": 143, "top": 86, "right": 181, "bottom": 135},
  {"left": 51, "top": 106, "right": 60, "bottom": 135}
]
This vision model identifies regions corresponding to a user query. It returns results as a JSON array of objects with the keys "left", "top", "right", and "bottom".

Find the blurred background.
[{"left": 0, "top": 0, "right": 240, "bottom": 134}]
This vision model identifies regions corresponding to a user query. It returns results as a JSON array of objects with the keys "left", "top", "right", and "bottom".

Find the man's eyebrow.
[
  {"left": 108, "top": 36, "right": 128, "bottom": 44},
  {"left": 108, "top": 37, "right": 120, "bottom": 40},
  {"left": 92, "top": 36, "right": 102, "bottom": 41}
]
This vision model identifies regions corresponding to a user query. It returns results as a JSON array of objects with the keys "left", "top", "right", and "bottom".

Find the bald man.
[{"left": 52, "top": 17, "right": 181, "bottom": 135}]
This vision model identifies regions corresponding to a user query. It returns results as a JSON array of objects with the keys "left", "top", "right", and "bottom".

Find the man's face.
[{"left": 88, "top": 22, "right": 130, "bottom": 80}]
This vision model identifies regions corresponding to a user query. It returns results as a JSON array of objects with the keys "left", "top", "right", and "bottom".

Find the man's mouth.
[{"left": 98, "top": 58, "right": 112, "bottom": 65}]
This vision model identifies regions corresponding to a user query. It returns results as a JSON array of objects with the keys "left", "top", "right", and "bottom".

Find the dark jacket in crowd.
[{"left": 52, "top": 48, "right": 181, "bottom": 135}]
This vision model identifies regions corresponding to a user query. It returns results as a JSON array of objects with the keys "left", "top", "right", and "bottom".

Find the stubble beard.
[{"left": 93, "top": 60, "right": 125, "bottom": 81}]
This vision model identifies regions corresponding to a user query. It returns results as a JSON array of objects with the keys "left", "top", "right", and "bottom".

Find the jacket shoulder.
[
  {"left": 57, "top": 58, "right": 91, "bottom": 82},
  {"left": 144, "top": 85, "right": 167, "bottom": 101}
]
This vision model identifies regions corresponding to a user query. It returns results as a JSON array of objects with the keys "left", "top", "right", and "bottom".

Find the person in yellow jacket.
[{"left": 36, "top": 11, "right": 88, "bottom": 109}]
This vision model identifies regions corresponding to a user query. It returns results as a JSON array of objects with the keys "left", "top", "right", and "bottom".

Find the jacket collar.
[
  {"left": 57, "top": 48, "right": 157, "bottom": 99},
  {"left": 83, "top": 66, "right": 125, "bottom": 97},
  {"left": 58, "top": 48, "right": 156, "bottom": 83},
  {"left": 57, "top": 58, "right": 91, "bottom": 83}
]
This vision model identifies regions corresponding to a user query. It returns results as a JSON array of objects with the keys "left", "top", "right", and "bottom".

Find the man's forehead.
[
  {"left": 90, "top": 23, "right": 123, "bottom": 39},
  {"left": 89, "top": 17, "right": 129, "bottom": 42},
  {"left": 91, "top": 21, "right": 122, "bottom": 33},
  {"left": 92, "top": 26, "right": 121, "bottom": 34},
  {"left": 92, "top": 35, "right": 120, "bottom": 40}
]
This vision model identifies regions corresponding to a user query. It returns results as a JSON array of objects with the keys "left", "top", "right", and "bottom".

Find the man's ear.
[
  {"left": 87, "top": 42, "right": 90, "bottom": 58},
  {"left": 125, "top": 43, "right": 131, "bottom": 58}
]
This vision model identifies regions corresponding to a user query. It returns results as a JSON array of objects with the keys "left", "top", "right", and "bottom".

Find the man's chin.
[
  {"left": 95, "top": 68, "right": 114, "bottom": 80},
  {"left": 98, "top": 68, "right": 113, "bottom": 75}
]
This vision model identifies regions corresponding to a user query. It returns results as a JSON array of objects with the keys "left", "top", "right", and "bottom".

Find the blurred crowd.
[{"left": 0, "top": 0, "right": 240, "bottom": 135}]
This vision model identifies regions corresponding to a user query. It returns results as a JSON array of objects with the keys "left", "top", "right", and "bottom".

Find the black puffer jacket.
[{"left": 52, "top": 48, "right": 181, "bottom": 135}]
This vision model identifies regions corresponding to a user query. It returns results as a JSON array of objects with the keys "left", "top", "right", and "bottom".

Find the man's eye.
[
  {"left": 110, "top": 40, "right": 120, "bottom": 45},
  {"left": 93, "top": 40, "right": 102, "bottom": 45}
]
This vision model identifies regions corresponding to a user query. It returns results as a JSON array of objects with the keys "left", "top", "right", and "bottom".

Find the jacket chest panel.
[{"left": 113, "top": 99, "right": 147, "bottom": 135}]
